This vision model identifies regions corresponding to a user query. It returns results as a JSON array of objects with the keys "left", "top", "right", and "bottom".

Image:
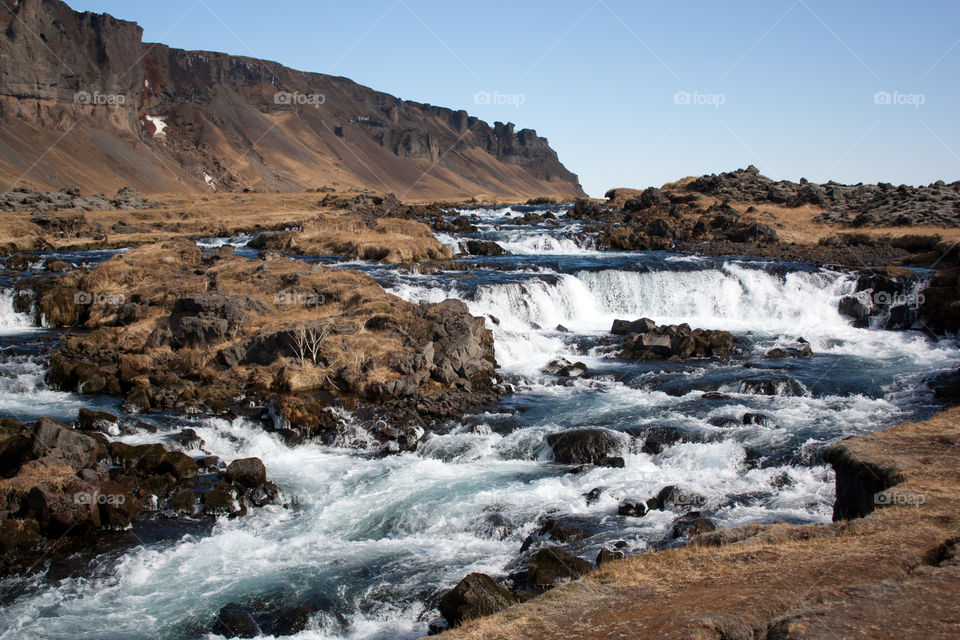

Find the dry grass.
[
  {"left": 0, "top": 461, "right": 76, "bottom": 496},
  {"left": 0, "top": 191, "right": 456, "bottom": 255}
]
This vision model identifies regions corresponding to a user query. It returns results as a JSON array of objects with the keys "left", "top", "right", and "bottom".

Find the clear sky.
[{"left": 69, "top": 0, "right": 960, "bottom": 196}]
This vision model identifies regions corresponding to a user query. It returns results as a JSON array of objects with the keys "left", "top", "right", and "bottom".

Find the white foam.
[{"left": 0, "top": 288, "right": 34, "bottom": 335}]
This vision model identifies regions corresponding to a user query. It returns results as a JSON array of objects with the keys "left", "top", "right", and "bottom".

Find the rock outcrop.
[
  {"left": 612, "top": 318, "right": 737, "bottom": 360},
  {"left": 26, "top": 239, "right": 499, "bottom": 451},
  {"left": 0, "top": 414, "right": 279, "bottom": 577}
]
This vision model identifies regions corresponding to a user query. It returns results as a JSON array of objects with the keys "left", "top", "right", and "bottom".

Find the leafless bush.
[{"left": 291, "top": 323, "right": 330, "bottom": 366}]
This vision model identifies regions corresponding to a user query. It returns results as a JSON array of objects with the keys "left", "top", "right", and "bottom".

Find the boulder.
[
  {"left": 838, "top": 292, "right": 873, "bottom": 324},
  {"left": 438, "top": 573, "right": 518, "bottom": 628},
  {"left": 671, "top": 512, "right": 717, "bottom": 538},
  {"left": 616, "top": 319, "right": 736, "bottom": 360},
  {"left": 654, "top": 485, "right": 706, "bottom": 512},
  {"left": 546, "top": 429, "right": 624, "bottom": 466},
  {"left": 225, "top": 457, "right": 267, "bottom": 487},
  {"left": 725, "top": 222, "right": 779, "bottom": 244},
  {"left": 214, "top": 604, "right": 261, "bottom": 638},
  {"left": 265, "top": 605, "right": 315, "bottom": 636},
  {"left": 26, "top": 480, "right": 101, "bottom": 536},
  {"left": 96, "top": 480, "right": 137, "bottom": 527},
  {"left": 463, "top": 240, "right": 509, "bottom": 256},
  {"left": 0, "top": 420, "right": 33, "bottom": 478},
  {"left": 75, "top": 408, "right": 119, "bottom": 435},
  {"left": 419, "top": 299, "right": 496, "bottom": 387},
  {"left": 543, "top": 358, "right": 588, "bottom": 378},
  {"left": 160, "top": 451, "right": 199, "bottom": 480},
  {"left": 611, "top": 317, "right": 656, "bottom": 335},
  {"left": 617, "top": 498, "right": 650, "bottom": 517},
  {"left": 640, "top": 426, "right": 688, "bottom": 454},
  {"left": 527, "top": 546, "right": 592, "bottom": 589},
  {"left": 30, "top": 417, "right": 99, "bottom": 470},
  {"left": 596, "top": 547, "right": 626, "bottom": 566}
]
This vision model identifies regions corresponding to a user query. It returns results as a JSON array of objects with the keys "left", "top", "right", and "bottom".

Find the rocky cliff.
[{"left": 0, "top": 0, "right": 584, "bottom": 198}]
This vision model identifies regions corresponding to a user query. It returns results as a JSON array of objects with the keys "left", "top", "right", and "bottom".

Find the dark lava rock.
[
  {"left": 610, "top": 317, "right": 657, "bottom": 336},
  {"left": 655, "top": 485, "right": 707, "bottom": 512},
  {"left": 671, "top": 512, "right": 717, "bottom": 538},
  {"left": 640, "top": 426, "right": 688, "bottom": 454},
  {"left": 225, "top": 457, "right": 267, "bottom": 487},
  {"left": 214, "top": 603, "right": 261, "bottom": 638},
  {"left": 615, "top": 318, "right": 736, "bottom": 360},
  {"left": 170, "top": 428, "right": 204, "bottom": 450},
  {"left": 528, "top": 546, "right": 592, "bottom": 589},
  {"left": 543, "top": 358, "right": 588, "bottom": 378},
  {"left": 463, "top": 240, "right": 509, "bottom": 256},
  {"left": 739, "top": 377, "right": 807, "bottom": 396},
  {"left": 617, "top": 498, "right": 651, "bottom": 517},
  {"left": 265, "top": 605, "right": 316, "bottom": 636},
  {"left": 30, "top": 417, "right": 99, "bottom": 470},
  {"left": 74, "top": 408, "right": 119, "bottom": 434},
  {"left": 546, "top": 429, "right": 624, "bottom": 466},
  {"left": 596, "top": 547, "right": 626, "bottom": 566},
  {"left": 438, "top": 573, "right": 518, "bottom": 628},
  {"left": 838, "top": 293, "right": 873, "bottom": 324},
  {"left": 742, "top": 412, "right": 776, "bottom": 427}
]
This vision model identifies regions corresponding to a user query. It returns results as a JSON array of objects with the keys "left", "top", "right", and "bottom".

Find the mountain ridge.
[{"left": 0, "top": 0, "right": 584, "bottom": 198}]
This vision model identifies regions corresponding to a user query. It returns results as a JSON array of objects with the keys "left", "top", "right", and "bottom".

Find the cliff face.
[{"left": 0, "top": 0, "right": 584, "bottom": 198}]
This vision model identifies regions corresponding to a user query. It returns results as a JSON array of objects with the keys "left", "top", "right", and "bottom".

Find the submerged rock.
[
  {"left": 214, "top": 603, "right": 261, "bottom": 638},
  {"left": 739, "top": 377, "right": 808, "bottom": 396}
]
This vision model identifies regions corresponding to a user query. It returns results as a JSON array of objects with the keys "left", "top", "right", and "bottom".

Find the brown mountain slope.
[{"left": 0, "top": 0, "right": 584, "bottom": 199}]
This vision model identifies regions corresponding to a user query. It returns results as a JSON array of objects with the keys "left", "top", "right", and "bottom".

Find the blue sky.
[{"left": 70, "top": 0, "right": 960, "bottom": 196}]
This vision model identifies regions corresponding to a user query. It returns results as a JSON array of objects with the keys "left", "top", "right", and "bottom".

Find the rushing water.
[{"left": 0, "top": 206, "right": 957, "bottom": 639}]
